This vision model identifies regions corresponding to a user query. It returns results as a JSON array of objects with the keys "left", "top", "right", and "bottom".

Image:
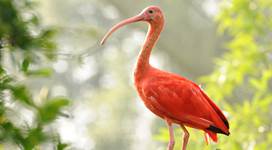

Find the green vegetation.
[
  {"left": 156, "top": 0, "right": 272, "bottom": 149},
  {"left": 0, "top": 0, "right": 70, "bottom": 149}
]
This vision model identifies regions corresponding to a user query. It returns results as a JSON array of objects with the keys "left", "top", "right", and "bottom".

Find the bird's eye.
[{"left": 148, "top": 10, "right": 154, "bottom": 14}]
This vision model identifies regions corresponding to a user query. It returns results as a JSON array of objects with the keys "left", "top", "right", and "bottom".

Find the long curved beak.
[{"left": 100, "top": 15, "right": 144, "bottom": 45}]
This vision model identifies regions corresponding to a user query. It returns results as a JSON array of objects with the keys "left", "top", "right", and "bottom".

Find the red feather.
[
  {"left": 137, "top": 67, "right": 229, "bottom": 137},
  {"left": 101, "top": 6, "right": 230, "bottom": 150}
]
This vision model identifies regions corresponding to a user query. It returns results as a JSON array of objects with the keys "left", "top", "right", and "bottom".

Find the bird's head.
[{"left": 100, "top": 5, "right": 164, "bottom": 45}]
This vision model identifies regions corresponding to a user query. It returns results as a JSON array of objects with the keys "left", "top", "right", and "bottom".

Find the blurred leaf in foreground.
[
  {"left": 0, "top": 0, "right": 71, "bottom": 149},
  {"left": 38, "top": 97, "right": 70, "bottom": 124}
]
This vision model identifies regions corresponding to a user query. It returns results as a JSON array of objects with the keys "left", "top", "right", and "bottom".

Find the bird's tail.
[{"left": 204, "top": 130, "right": 218, "bottom": 144}]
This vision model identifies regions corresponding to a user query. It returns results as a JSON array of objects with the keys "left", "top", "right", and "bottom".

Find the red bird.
[{"left": 101, "top": 6, "right": 229, "bottom": 150}]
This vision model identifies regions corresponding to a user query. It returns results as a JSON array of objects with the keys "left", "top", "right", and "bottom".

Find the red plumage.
[
  {"left": 101, "top": 5, "right": 229, "bottom": 150},
  {"left": 137, "top": 67, "right": 229, "bottom": 141}
]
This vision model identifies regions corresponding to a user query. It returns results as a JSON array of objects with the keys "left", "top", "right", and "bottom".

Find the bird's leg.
[
  {"left": 166, "top": 120, "right": 175, "bottom": 150},
  {"left": 180, "top": 125, "right": 190, "bottom": 150}
]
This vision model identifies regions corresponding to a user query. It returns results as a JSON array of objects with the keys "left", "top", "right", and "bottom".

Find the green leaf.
[
  {"left": 57, "top": 139, "right": 69, "bottom": 150},
  {"left": 0, "top": 67, "right": 5, "bottom": 75},
  {"left": 22, "top": 58, "right": 30, "bottom": 72},
  {"left": 26, "top": 68, "right": 53, "bottom": 77},
  {"left": 40, "top": 29, "right": 56, "bottom": 39},
  {"left": 22, "top": 127, "right": 46, "bottom": 150},
  {"left": 9, "top": 85, "right": 34, "bottom": 106},
  {"left": 0, "top": 122, "right": 24, "bottom": 144},
  {"left": 38, "top": 97, "right": 70, "bottom": 124}
]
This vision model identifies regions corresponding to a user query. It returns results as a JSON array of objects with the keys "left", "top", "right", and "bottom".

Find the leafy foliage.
[
  {"left": 156, "top": 0, "right": 272, "bottom": 149},
  {"left": 0, "top": 0, "right": 70, "bottom": 149},
  {"left": 38, "top": 98, "right": 70, "bottom": 124}
]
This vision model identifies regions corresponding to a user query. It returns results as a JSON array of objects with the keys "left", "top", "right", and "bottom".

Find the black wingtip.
[
  {"left": 224, "top": 120, "right": 230, "bottom": 129},
  {"left": 207, "top": 125, "right": 230, "bottom": 136}
]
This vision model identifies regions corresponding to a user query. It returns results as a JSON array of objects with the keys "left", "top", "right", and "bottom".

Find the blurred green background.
[{"left": 0, "top": 0, "right": 271, "bottom": 149}]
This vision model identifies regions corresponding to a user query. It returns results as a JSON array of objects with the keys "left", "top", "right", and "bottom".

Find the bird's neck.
[{"left": 134, "top": 22, "right": 164, "bottom": 81}]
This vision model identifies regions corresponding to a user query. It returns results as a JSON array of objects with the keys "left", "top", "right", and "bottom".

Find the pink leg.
[
  {"left": 166, "top": 120, "right": 175, "bottom": 150},
  {"left": 180, "top": 125, "right": 190, "bottom": 150}
]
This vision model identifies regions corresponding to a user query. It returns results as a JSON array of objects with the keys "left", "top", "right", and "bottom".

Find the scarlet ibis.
[{"left": 100, "top": 6, "right": 230, "bottom": 150}]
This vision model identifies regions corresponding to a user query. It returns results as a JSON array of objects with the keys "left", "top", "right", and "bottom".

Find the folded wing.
[{"left": 141, "top": 75, "right": 229, "bottom": 138}]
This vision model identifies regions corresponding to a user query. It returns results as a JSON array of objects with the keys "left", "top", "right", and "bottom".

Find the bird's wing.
[
  {"left": 141, "top": 77, "right": 228, "bottom": 133},
  {"left": 198, "top": 88, "right": 229, "bottom": 129}
]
